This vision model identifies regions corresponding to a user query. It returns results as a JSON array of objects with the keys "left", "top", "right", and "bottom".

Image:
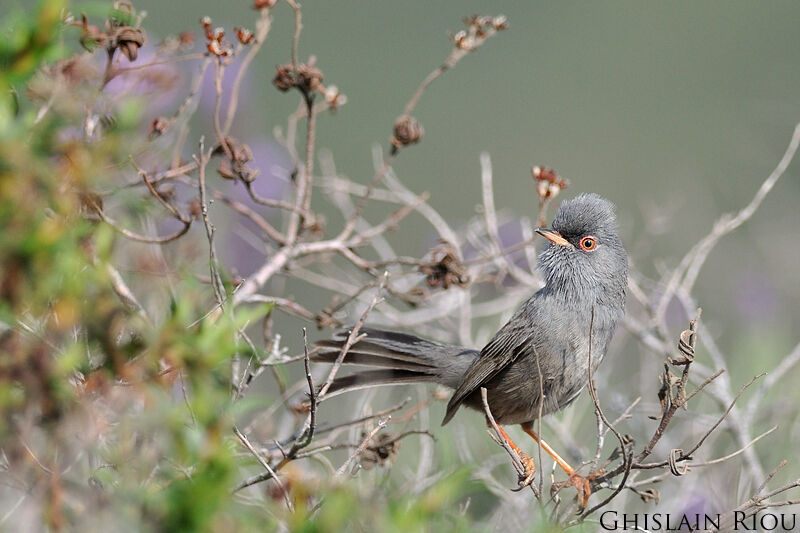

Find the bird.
[{"left": 314, "top": 193, "right": 628, "bottom": 507}]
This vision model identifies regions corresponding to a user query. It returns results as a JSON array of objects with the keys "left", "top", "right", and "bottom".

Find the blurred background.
[
  {"left": 118, "top": 0, "right": 800, "bottom": 342},
  {"left": 2, "top": 0, "right": 800, "bottom": 530}
]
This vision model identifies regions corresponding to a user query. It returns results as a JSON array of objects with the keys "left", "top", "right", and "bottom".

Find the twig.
[
  {"left": 295, "top": 328, "right": 317, "bottom": 452},
  {"left": 479, "top": 152, "right": 539, "bottom": 287},
  {"left": 194, "top": 140, "right": 226, "bottom": 308},
  {"left": 233, "top": 426, "right": 293, "bottom": 511},
  {"left": 334, "top": 417, "right": 389, "bottom": 477},
  {"left": 223, "top": 7, "right": 273, "bottom": 133},
  {"left": 105, "top": 263, "right": 152, "bottom": 326},
  {"left": 284, "top": 0, "right": 303, "bottom": 68},
  {"left": 316, "top": 274, "right": 387, "bottom": 400},
  {"left": 687, "top": 425, "right": 777, "bottom": 468},
  {"left": 582, "top": 307, "right": 632, "bottom": 518},
  {"left": 655, "top": 122, "right": 800, "bottom": 322}
]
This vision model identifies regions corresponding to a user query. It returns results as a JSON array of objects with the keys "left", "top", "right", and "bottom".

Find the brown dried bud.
[
  {"left": 207, "top": 39, "right": 232, "bottom": 57},
  {"left": 390, "top": 115, "right": 424, "bottom": 150},
  {"left": 178, "top": 31, "right": 195, "bottom": 46},
  {"left": 360, "top": 432, "right": 399, "bottom": 470},
  {"left": 452, "top": 30, "right": 475, "bottom": 50},
  {"left": 235, "top": 27, "right": 254, "bottom": 45},
  {"left": 78, "top": 14, "right": 107, "bottom": 52},
  {"left": 189, "top": 198, "right": 202, "bottom": 219},
  {"left": 213, "top": 138, "right": 258, "bottom": 182},
  {"left": 492, "top": 15, "right": 508, "bottom": 30},
  {"left": 272, "top": 64, "right": 294, "bottom": 92},
  {"left": 253, "top": 0, "right": 278, "bottom": 9},
  {"left": 161, "top": 187, "right": 176, "bottom": 202},
  {"left": 294, "top": 63, "right": 323, "bottom": 93},
  {"left": 149, "top": 117, "right": 168, "bottom": 138},
  {"left": 217, "top": 160, "right": 237, "bottom": 180}
]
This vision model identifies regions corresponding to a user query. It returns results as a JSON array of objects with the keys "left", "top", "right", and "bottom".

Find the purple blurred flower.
[
  {"left": 735, "top": 272, "right": 777, "bottom": 322},
  {"left": 104, "top": 46, "right": 183, "bottom": 117},
  {"left": 220, "top": 138, "right": 292, "bottom": 276}
]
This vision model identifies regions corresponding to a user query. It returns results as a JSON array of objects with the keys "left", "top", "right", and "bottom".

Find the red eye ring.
[{"left": 579, "top": 236, "right": 597, "bottom": 251}]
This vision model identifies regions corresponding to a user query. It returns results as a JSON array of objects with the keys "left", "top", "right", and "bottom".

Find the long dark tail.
[{"left": 313, "top": 327, "right": 476, "bottom": 398}]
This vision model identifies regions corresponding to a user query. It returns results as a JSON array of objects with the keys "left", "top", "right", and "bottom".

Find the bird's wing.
[{"left": 442, "top": 317, "right": 532, "bottom": 425}]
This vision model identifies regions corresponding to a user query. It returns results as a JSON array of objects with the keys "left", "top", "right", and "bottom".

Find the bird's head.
[{"left": 536, "top": 193, "right": 628, "bottom": 304}]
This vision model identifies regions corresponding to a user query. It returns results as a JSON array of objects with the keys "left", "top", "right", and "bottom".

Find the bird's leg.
[
  {"left": 521, "top": 423, "right": 593, "bottom": 508},
  {"left": 495, "top": 425, "right": 536, "bottom": 489}
]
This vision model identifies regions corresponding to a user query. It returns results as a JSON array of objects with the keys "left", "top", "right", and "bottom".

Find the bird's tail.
[{"left": 313, "top": 327, "right": 476, "bottom": 398}]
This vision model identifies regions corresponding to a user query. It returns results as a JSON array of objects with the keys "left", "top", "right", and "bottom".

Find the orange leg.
[
  {"left": 521, "top": 423, "right": 592, "bottom": 508},
  {"left": 495, "top": 425, "right": 536, "bottom": 488},
  {"left": 520, "top": 423, "right": 575, "bottom": 475}
]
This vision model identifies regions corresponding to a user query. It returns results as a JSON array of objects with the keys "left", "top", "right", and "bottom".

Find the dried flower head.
[
  {"left": 272, "top": 61, "right": 323, "bottom": 95},
  {"left": 532, "top": 165, "right": 568, "bottom": 200},
  {"left": 360, "top": 432, "right": 400, "bottom": 469},
  {"left": 450, "top": 14, "right": 507, "bottom": 51},
  {"left": 419, "top": 240, "right": 469, "bottom": 290},
  {"left": 253, "top": 0, "right": 278, "bottom": 9},
  {"left": 148, "top": 117, "right": 168, "bottom": 138},
  {"left": 452, "top": 30, "right": 475, "bottom": 50},
  {"left": 207, "top": 38, "right": 232, "bottom": 57},
  {"left": 213, "top": 138, "right": 258, "bottom": 183},
  {"left": 492, "top": 15, "right": 508, "bottom": 30},
  {"left": 200, "top": 16, "right": 212, "bottom": 37},
  {"left": 390, "top": 115, "right": 423, "bottom": 151},
  {"left": 322, "top": 85, "right": 347, "bottom": 112},
  {"left": 178, "top": 31, "right": 195, "bottom": 47},
  {"left": 234, "top": 27, "right": 254, "bottom": 45}
]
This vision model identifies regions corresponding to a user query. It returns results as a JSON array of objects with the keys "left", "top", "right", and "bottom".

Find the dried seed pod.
[
  {"left": 272, "top": 64, "right": 294, "bottom": 92},
  {"left": 419, "top": 240, "right": 469, "bottom": 289},
  {"left": 112, "top": 26, "right": 146, "bottom": 61},
  {"left": 390, "top": 115, "right": 423, "bottom": 150}
]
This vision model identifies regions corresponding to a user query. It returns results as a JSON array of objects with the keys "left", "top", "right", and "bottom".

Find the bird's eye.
[{"left": 579, "top": 236, "right": 597, "bottom": 251}]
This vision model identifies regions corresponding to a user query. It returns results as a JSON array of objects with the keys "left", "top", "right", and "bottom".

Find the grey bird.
[{"left": 314, "top": 193, "right": 628, "bottom": 506}]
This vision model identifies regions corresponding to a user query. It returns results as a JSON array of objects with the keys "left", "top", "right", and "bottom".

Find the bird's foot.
[
  {"left": 553, "top": 470, "right": 602, "bottom": 509},
  {"left": 512, "top": 452, "right": 536, "bottom": 491}
]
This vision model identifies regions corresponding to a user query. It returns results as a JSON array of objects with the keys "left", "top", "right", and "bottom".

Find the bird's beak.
[{"left": 536, "top": 228, "right": 574, "bottom": 248}]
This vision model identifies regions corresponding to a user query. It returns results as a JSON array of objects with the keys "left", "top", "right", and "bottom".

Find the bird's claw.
[
  {"left": 553, "top": 472, "right": 594, "bottom": 509},
  {"left": 512, "top": 452, "right": 536, "bottom": 491}
]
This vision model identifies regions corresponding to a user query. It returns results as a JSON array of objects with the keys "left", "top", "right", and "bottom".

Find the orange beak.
[{"left": 536, "top": 228, "right": 574, "bottom": 248}]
